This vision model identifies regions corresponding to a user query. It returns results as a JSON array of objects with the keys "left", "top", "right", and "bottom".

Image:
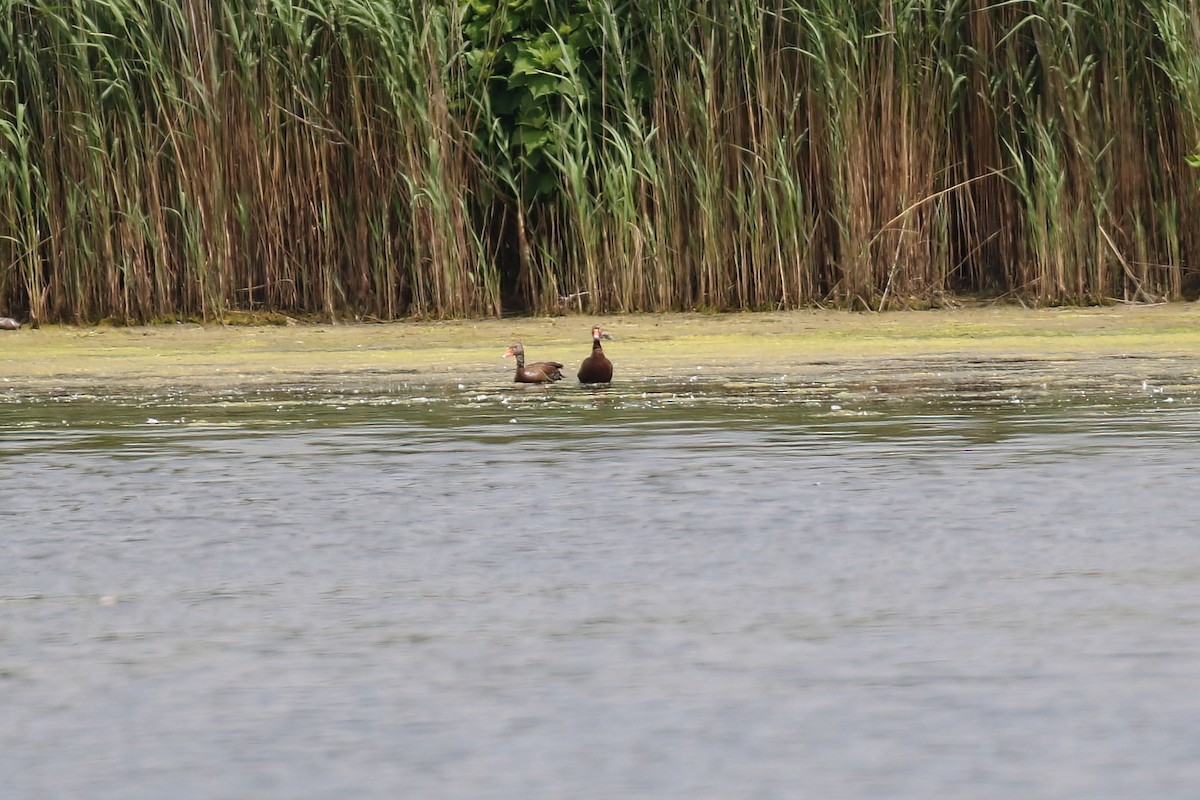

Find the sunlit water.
[{"left": 2, "top": 378, "right": 1199, "bottom": 799}]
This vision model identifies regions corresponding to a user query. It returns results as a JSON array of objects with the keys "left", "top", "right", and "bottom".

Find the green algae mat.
[{"left": 3, "top": 305, "right": 1200, "bottom": 399}]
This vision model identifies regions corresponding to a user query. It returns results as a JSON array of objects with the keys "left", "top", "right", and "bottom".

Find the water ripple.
[{"left": 2, "top": 386, "right": 1200, "bottom": 799}]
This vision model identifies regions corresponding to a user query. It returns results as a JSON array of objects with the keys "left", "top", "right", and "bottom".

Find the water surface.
[{"left": 3, "top": 377, "right": 1199, "bottom": 799}]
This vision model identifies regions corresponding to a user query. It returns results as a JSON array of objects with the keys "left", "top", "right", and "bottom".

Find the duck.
[
  {"left": 0, "top": 317, "right": 21, "bottom": 330},
  {"left": 577, "top": 326, "right": 613, "bottom": 384},
  {"left": 503, "top": 342, "right": 564, "bottom": 383}
]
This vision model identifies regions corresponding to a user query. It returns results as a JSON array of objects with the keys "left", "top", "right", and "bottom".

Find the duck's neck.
[
  {"left": 514, "top": 352, "right": 526, "bottom": 368},
  {"left": 592, "top": 337, "right": 603, "bottom": 352}
]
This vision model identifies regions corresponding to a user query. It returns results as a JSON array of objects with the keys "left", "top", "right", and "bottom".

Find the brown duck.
[
  {"left": 503, "top": 342, "right": 564, "bottom": 383},
  {"left": 577, "top": 326, "right": 613, "bottom": 384}
]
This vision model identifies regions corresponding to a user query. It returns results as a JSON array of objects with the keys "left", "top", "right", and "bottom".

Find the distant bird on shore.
[
  {"left": 503, "top": 342, "right": 564, "bottom": 383},
  {"left": 577, "top": 326, "right": 613, "bottom": 384},
  {"left": 0, "top": 317, "right": 21, "bottom": 330}
]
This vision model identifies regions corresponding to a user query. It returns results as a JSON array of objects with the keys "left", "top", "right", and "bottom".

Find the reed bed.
[{"left": 2, "top": 0, "right": 1198, "bottom": 323}]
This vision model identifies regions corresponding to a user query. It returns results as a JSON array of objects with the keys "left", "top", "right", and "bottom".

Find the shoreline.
[{"left": 3, "top": 305, "right": 1200, "bottom": 395}]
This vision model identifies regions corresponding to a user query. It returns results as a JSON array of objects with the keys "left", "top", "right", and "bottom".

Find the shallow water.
[{"left": 2, "top": 377, "right": 1199, "bottom": 799}]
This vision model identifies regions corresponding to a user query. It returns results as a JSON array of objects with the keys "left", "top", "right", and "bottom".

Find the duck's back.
[{"left": 518, "top": 361, "right": 564, "bottom": 383}]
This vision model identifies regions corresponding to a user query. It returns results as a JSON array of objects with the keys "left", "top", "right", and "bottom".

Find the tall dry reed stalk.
[{"left": 1, "top": 0, "right": 1198, "bottom": 322}]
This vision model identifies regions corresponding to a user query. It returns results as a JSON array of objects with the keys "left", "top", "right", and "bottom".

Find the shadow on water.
[{"left": 1, "top": 367, "right": 1197, "bottom": 458}]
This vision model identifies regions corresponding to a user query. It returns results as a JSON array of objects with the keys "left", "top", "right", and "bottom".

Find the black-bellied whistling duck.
[
  {"left": 577, "top": 326, "right": 613, "bottom": 384},
  {"left": 503, "top": 343, "right": 564, "bottom": 383}
]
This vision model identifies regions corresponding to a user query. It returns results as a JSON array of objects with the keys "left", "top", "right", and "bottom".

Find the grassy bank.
[
  {"left": 4, "top": 305, "right": 1200, "bottom": 394},
  {"left": 2, "top": 1, "right": 1199, "bottom": 323}
]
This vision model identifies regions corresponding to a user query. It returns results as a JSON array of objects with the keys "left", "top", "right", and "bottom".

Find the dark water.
[{"left": 2, "top": 380, "right": 1199, "bottom": 799}]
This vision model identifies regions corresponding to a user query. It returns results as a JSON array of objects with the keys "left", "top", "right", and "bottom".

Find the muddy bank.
[{"left": 3, "top": 305, "right": 1200, "bottom": 400}]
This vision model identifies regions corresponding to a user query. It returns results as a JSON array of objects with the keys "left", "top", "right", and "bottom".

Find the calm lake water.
[{"left": 2, "top": 376, "right": 1199, "bottom": 799}]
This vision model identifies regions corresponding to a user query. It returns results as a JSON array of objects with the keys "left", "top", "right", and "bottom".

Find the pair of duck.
[{"left": 504, "top": 326, "right": 613, "bottom": 384}]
